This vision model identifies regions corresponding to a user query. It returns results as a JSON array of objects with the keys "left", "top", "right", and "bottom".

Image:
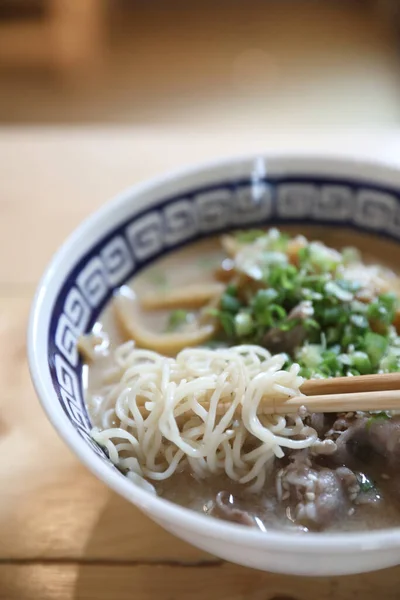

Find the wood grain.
[
  {"left": 2, "top": 562, "right": 400, "bottom": 600},
  {"left": 302, "top": 372, "right": 400, "bottom": 396},
  {"left": 3, "top": 128, "right": 400, "bottom": 598}
]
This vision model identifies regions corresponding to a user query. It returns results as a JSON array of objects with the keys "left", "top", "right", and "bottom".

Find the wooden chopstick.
[
  {"left": 267, "top": 390, "right": 400, "bottom": 415},
  {"left": 135, "top": 373, "right": 400, "bottom": 417},
  {"left": 137, "top": 389, "right": 400, "bottom": 417},
  {"left": 301, "top": 372, "right": 400, "bottom": 396}
]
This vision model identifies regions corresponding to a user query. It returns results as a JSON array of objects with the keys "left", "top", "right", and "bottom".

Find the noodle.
[{"left": 91, "top": 344, "right": 317, "bottom": 492}]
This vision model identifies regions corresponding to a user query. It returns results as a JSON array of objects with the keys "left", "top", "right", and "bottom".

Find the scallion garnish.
[
  {"left": 166, "top": 310, "right": 190, "bottom": 332},
  {"left": 211, "top": 229, "right": 400, "bottom": 377}
]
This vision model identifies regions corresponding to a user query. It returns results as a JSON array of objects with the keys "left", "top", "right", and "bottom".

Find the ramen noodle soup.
[{"left": 79, "top": 227, "right": 400, "bottom": 533}]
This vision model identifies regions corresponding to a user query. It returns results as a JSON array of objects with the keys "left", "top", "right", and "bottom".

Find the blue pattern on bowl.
[{"left": 47, "top": 175, "right": 400, "bottom": 462}]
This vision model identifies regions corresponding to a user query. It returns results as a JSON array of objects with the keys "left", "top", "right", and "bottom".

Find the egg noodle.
[{"left": 91, "top": 343, "right": 317, "bottom": 494}]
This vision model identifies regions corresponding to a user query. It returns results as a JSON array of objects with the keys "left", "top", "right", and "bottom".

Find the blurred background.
[
  {"left": 2, "top": 5, "right": 400, "bottom": 598},
  {"left": 1, "top": 0, "right": 400, "bottom": 130}
]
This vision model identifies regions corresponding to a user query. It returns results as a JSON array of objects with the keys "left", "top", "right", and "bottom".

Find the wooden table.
[{"left": 3, "top": 127, "right": 400, "bottom": 599}]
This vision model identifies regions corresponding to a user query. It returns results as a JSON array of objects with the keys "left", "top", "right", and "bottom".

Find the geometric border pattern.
[{"left": 47, "top": 175, "right": 400, "bottom": 463}]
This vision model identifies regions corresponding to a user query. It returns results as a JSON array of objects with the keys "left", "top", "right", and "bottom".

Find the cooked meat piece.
[
  {"left": 212, "top": 491, "right": 257, "bottom": 527},
  {"left": 380, "top": 471, "right": 400, "bottom": 502},
  {"left": 277, "top": 453, "right": 357, "bottom": 530},
  {"left": 309, "top": 413, "right": 325, "bottom": 437},
  {"left": 333, "top": 416, "right": 400, "bottom": 503},
  {"left": 368, "top": 418, "right": 400, "bottom": 467},
  {"left": 334, "top": 416, "right": 400, "bottom": 469},
  {"left": 336, "top": 467, "right": 360, "bottom": 502},
  {"left": 307, "top": 412, "right": 336, "bottom": 438},
  {"left": 263, "top": 301, "right": 313, "bottom": 354},
  {"left": 334, "top": 417, "right": 369, "bottom": 467},
  {"left": 325, "top": 412, "right": 359, "bottom": 441}
]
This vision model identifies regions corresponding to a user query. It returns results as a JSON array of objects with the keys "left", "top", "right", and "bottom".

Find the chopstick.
[
  {"left": 264, "top": 390, "right": 400, "bottom": 415},
  {"left": 135, "top": 372, "right": 400, "bottom": 417},
  {"left": 301, "top": 372, "right": 400, "bottom": 396}
]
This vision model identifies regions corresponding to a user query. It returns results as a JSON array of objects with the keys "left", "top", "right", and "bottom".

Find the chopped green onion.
[
  {"left": 214, "top": 229, "right": 400, "bottom": 377},
  {"left": 225, "top": 284, "right": 238, "bottom": 297},
  {"left": 220, "top": 293, "right": 241, "bottom": 314},
  {"left": 350, "top": 314, "right": 369, "bottom": 329},
  {"left": 235, "top": 228, "right": 290, "bottom": 249},
  {"left": 270, "top": 304, "right": 287, "bottom": 323},
  {"left": 350, "top": 351, "right": 371, "bottom": 375},
  {"left": 279, "top": 318, "right": 301, "bottom": 332},
  {"left": 367, "top": 293, "right": 397, "bottom": 328},
  {"left": 265, "top": 229, "right": 290, "bottom": 251},
  {"left": 342, "top": 324, "right": 359, "bottom": 348},
  {"left": 296, "top": 344, "right": 323, "bottom": 369},
  {"left": 365, "top": 332, "right": 389, "bottom": 368},
  {"left": 219, "top": 312, "right": 235, "bottom": 337},
  {"left": 304, "top": 318, "right": 320, "bottom": 331},
  {"left": 380, "top": 348, "right": 400, "bottom": 372},
  {"left": 234, "top": 312, "right": 254, "bottom": 337},
  {"left": 251, "top": 289, "right": 279, "bottom": 309},
  {"left": 380, "top": 292, "right": 398, "bottom": 311},
  {"left": 325, "top": 327, "right": 341, "bottom": 344},
  {"left": 366, "top": 412, "right": 391, "bottom": 430},
  {"left": 256, "top": 304, "right": 287, "bottom": 327},
  {"left": 166, "top": 310, "right": 190, "bottom": 331},
  {"left": 347, "top": 368, "right": 361, "bottom": 376},
  {"left": 329, "top": 344, "right": 341, "bottom": 355},
  {"left": 321, "top": 350, "right": 342, "bottom": 373},
  {"left": 298, "top": 246, "right": 311, "bottom": 266},
  {"left": 299, "top": 366, "right": 313, "bottom": 378},
  {"left": 339, "top": 353, "right": 351, "bottom": 365},
  {"left": 261, "top": 251, "right": 288, "bottom": 268},
  {"left": 301, "top": 288, "right": 323, "bottom": 301},
  {"left": 303, "top": 242, "right": 342, "bottom": 273},
  {"left": 356, "top": 472, "right": 375, "bottom": 493},
  {"left": 321, "top": 306, "right": 346, "bottom": 326},
  {"left": 351, "top": 300, "right": 368, "bottom": 314},
  {"left": 336, "top": 279, "right": 362, "bottom": 293},
  {"left": 324, "top": 281, "right": 353, "bottom": 302}
]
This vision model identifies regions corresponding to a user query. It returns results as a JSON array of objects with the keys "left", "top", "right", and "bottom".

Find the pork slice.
[
  {"left": 334, "top": 417, "right": 370, "bottom": 467},
  {"left": 368, "top": 418, "right": 400, "bottom": 467},
  {"left": 325, "top": 412, "right": 360, "bottom": 440},
  {"left": 334, "top": 416, "right": 400, "bottom": 469},
  {"left": 307, "top": 412, "right": 337, "bottom": 439},
  {"left": 333, "top": 416, "right": 400, "bottom": 503},
  {"left": 277, "top": 453, "right": 357, "bottom": 530}
]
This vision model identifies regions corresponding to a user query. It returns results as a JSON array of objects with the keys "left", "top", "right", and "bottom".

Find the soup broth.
[{"left": 83, "top": 227, "right": 400, "bottom": 533}]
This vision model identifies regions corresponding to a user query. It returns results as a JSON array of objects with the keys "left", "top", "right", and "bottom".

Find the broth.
[{"left": 84, "top": 227, "right": 400, "bottom": 533}]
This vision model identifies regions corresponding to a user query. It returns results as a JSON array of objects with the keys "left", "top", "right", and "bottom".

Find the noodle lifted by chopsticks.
[{"left": 91, "top": 343, "right": 318, "bottom": 493}]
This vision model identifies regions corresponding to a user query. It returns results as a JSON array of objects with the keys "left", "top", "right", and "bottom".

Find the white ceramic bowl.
[{"left": 28, "top": 154, "right": 400, "bottom": 576}]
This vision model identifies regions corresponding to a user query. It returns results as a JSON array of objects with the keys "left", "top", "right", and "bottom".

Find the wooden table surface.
[{"left": 3, "top": 127, "right": 400, "bottom": 599}]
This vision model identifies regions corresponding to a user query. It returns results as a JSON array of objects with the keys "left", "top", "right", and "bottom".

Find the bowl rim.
[{"left": 28, "top": 151, "right": 400, "bottom": 553}]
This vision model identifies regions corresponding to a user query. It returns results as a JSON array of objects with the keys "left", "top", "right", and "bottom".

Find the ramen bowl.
[{"left": 28, "top": 154, "right": 400, "bottom": 576}]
